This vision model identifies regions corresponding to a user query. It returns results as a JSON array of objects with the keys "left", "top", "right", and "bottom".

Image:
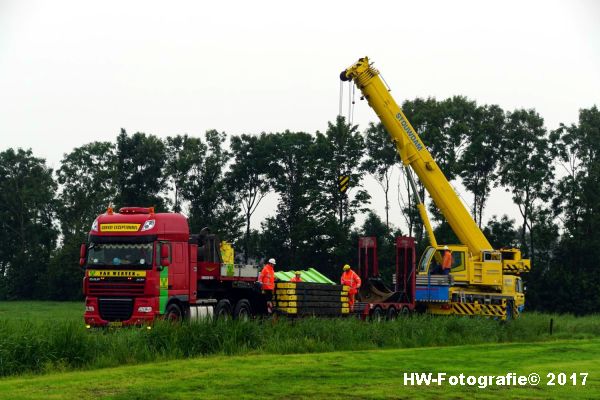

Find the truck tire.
[
  {"left": 370, "top": 306, "right": 384, "bottom": 322},
  {"left": 233, "top": 299, "right": 252, "bottom": 321},
  {"left": 400, "top": 305, "right": 411, "bottom": 317},
  {"left": 386, "top": 307, "right": 398, "bottom": 321},
  {"left": 214, "top": 299, "right": 232, "bottom": 319},
  {"left": 506, "top": 300, "right": 514, "bottom": 321},
  {"left": 165, "top": 303, "right": 183, "bottom": 321}
]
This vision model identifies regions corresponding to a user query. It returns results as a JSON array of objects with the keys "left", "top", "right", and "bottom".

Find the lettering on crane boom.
[{"left": 396, "top": 113, "right": 423, "bottom": 151}]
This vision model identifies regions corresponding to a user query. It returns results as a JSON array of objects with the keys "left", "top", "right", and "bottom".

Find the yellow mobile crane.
[{"left": 341, "top": 57, "right": 530, "bottom": 318}]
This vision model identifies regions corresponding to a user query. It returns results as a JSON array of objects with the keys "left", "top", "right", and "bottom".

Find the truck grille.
[
  {"left": 88, "top": 279, "right": 145, "bottom": 296},
  {"left": 98, "top": 298, "right": 134, "bottom": 321}
]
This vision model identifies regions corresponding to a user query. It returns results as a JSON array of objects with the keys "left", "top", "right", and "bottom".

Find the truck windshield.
[{"left": 87, "top": 243, "right": 153, "bottom": 268}]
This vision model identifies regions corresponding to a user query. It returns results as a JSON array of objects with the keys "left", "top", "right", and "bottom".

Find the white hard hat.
[
  {"left": 443, "top": 245, "right": 449, "bottom": 250},
  {"left": 268, "top": 258, "right": 276, "bottom": 265}
]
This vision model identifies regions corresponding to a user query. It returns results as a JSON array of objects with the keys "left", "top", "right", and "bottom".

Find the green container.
[{"left": 275, "top": 268, "right": 335, "bottom": 284}]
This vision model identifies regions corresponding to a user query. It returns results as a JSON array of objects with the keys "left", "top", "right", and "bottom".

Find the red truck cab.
[
  {"left": 83, "top": 207, "right": 196, "bottom": 327},
  {"left": 83, "top": 206, "right": 267, "bottom": 327}
]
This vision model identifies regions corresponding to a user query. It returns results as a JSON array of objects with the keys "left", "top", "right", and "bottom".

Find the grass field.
[
  {"left": 0, "top": 301, "right": 599, "bottom": 399},
  {"left": 0, "top": 301, "right": 81, "bottom": 322},
  {"left": 0, "top": 339, "right": 598, "bottom": 399}
]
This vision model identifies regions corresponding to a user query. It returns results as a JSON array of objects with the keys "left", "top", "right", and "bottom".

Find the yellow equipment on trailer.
[{"left": 340, "top": 57, "right": 529, "bottom": 319}]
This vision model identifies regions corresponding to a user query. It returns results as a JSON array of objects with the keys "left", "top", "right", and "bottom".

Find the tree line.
[{"left": 1, "top": 97, "right": 598, "bottom": 314}]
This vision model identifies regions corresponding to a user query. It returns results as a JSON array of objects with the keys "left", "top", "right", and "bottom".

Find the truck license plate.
[{"left": 108, "top": 321, "right": 123, "bottom": 327}]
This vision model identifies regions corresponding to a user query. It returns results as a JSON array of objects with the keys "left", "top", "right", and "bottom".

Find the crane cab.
[
  {"left": 417, "top": 245, "right": 504, "bottom": 288},
  {"left": 417, "top": 245, "right": 469, "bottom": 280}
]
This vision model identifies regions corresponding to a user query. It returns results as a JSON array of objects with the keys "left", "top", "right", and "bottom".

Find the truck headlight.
[
  {"left": 85, "top": 306, "right": 95, "bottom": 312},
  {"left": 137, "top": 306, "right": 153, "bottom": 313},
  {"left": 141, "top": 220, "right": 155, "bottom": 231}
]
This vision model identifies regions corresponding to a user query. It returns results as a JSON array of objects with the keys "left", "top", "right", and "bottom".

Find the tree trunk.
[{"left": 245, "top": 211, "right": 251, "bottom": 264}]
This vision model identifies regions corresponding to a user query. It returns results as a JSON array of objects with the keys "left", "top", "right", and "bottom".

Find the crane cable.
[
  {"left": 339, "top": 80, "right": 356, "bottom": 124},
  {"left": 338, "top": 81, "right": 344, "bottom": 117},
  {"left": 348, "top": 83, "right": 355, "bottom": 125}
]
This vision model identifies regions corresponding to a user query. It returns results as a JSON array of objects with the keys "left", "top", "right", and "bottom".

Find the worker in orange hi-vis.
[
  {"left": 258, "top": 258, "right": 276, "bottom": 312},
  {"left": 290, "top": 271, "right": 303, "bottom": 282},
  {"left": 341, "top": 264, "right": 361, "bottom": 311},
  {"left": 441, "top": 246, "right": 453, "bottom": 275}
]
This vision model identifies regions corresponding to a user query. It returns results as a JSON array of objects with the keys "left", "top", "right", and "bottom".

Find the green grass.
[
  {"left": 0, "top": 301, "right": 81, "bottom": 322},
  {"left": 1, "top": 301, "right": 599, "bottom": 380},
  {"left": 0, "top": 339, "right": 598, "bottom": 399}
]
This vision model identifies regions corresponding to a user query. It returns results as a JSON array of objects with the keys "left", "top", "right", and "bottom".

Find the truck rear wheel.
[
  {"left": 214, "top": 299, "right": 232, "bottom": 319},
  {"left": 400, "top": 305, "right": 411, "bottom": 317},
  {"left": 370, "top": 306, "right": 384, "bottom": 322},
  {"left": 386, "top": 307, "right": 398, "bottom": 321},
  {"left": 233, "top": 299, "right": 252, "bottom": 321}
]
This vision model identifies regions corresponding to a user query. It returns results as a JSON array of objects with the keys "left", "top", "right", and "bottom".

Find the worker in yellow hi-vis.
[{"left": 290, "top": 271, "right": 303, "bottom": 282}]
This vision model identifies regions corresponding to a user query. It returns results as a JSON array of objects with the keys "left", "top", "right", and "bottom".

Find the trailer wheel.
[
  {"left": 214, "top": 299, "right": 232, "bottom": 319},
  {"left": 370, "top": 306, "right": 384, "bottom": 322},
  {"left": 400, "top": 306, "right": 411, "bottom": 317},
  {"left": 233, "top": 299, "right": 252, "bottom": 321},
  {"left": 165, "top": 303, "right": 183, "bottom": 321},
  {"left": 386, "top": 307, "right": 398, "bottom": 321}
]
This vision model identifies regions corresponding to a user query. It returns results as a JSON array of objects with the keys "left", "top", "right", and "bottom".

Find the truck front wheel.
[{"left": 165, "top": 303, "right": 183, "bottom": 321}]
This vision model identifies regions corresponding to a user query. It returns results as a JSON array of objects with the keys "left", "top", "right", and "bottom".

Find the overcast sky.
[{"left": 1, "top": 0, "right": 599, "bottom": 232}]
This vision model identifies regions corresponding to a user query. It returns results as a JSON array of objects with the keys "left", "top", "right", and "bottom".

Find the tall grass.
[{"left": 0, "top": 313, "right": 598, "bottom": 377}]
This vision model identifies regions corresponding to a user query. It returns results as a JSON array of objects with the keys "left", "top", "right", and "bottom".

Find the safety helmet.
[
  {"left": 443, "top": 246, "right": 449, "bottom": 250},
  {"left": 343, "top": 264, "right": 351, "bottom": 271},
  {"left": 268, "top": 258, "right": 276, "bottom": 265},
  {"left": 295, "top": 270, "right": 302, "bottom": 275}
]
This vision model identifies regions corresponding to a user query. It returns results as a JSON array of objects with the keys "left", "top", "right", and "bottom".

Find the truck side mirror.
[
  {"left": 79, "top": 243, "right": 87, "bottom": 267},
  {"left": 160, "top": 244, "right": 170, "bottom": 267}
]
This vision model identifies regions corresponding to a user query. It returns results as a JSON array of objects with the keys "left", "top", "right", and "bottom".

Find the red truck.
[
  {"left": 82, "top": 206, "right": 266, "bottom": 327},
  {"left": 81, "top": 207, "right": 418, "bottom": 326}
]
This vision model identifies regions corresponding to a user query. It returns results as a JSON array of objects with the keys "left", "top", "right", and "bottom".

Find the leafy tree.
[
  {"left": 483, "top": 215, "right": 519, "bottom": 249},
  {"left": 545, "top": 106, "right": 600, "bottom": 313},
  {"left": 314, "top": 116, "right": 369, "bottom": 226},
  {"left": 260, "top": 131, "right": 319, "bottom": 268},
  {"left": 308, "top": 116, "right": 370, "bottom": 273},
  {"left": 460, "top": 104, "right": 504, "bottom": 227},
  {"left": 56, "top": 141, "right": 117, "bottom": 240},
  {"left": 164, "top": 135, "right": 196, "bottom": 213},
  {"left": 499, "top": 109, "right": 554, "bottom": 261},
  {"left": 115, "top": 129, "right": 167, "bottom": 210},
  {"left": 51, "top": 141, "right": 117, "bottom": 300},
  {"left": 0, "top": 149, "right": 57, "bottom": 299},
  {"left": 182, "top": 130, "right": 242, "bottom": 241},
  {"left": 362, "top": 122, "right": 398, "bottom": 229},
  {"left": 227, "top": 133, "right": 271, "bottom": 262}
]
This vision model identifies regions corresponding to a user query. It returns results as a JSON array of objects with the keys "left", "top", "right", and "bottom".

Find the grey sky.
[{"left": 1, "top": 0, "right": 599, "bottom": 232}]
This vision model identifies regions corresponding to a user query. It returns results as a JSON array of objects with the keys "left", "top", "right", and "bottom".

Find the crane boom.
[{"left": 341, "top": 57, "right": 492, "bottom": 258}]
